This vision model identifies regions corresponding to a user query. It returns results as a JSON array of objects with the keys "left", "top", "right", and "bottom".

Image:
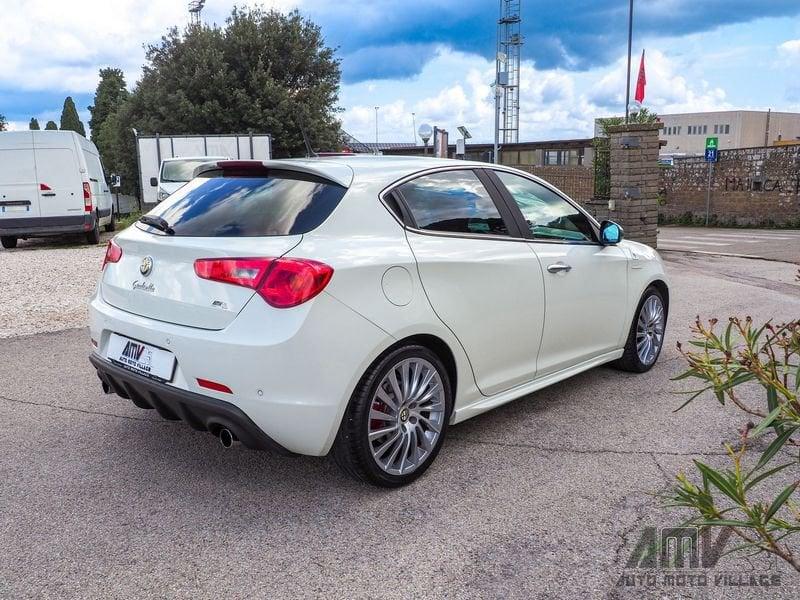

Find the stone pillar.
[{"left": 604, "top": 123, "right": 661, "bottom": 248}]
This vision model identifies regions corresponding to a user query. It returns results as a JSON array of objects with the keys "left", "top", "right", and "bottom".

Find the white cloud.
[
  {"left": 777, "top": 39, "right": 800, "bottom": 63},
  {"left": 341, "top": 47, "right": 733, "bottom": 144},
  {"left": 0, "top": 0, "right": 297, "bottom": 93}
]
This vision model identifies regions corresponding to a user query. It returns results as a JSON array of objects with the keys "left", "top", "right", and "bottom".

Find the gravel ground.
[{"left": 0, "top": 238, "right": 108, "bottom": 338}]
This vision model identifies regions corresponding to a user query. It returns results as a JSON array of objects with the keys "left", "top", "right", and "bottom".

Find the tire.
[
  {"left": 86, "top": 216, "right": 101, "bottom": 244},
  {"left": 332, "top": 344, "right": 453, "bottom": 487},
  {"left": 613, "top": 286, "right": 667, "bottom": 373},
  {"left": 104, "top": 212, "right": 116, "bottom": 233},
  {"left": 1, "top": 236, "right": 18, "bottom": 249}
]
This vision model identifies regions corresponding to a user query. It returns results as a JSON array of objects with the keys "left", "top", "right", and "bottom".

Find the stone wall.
[
  {"left": 583, "top": 123, "right": 661, "bottom": 247},
  {"left": 660, "top": 145, "right": 800, "bottom": 226},
  {"left": 510, "top": 165, "right": 595, "bottom": 203}
]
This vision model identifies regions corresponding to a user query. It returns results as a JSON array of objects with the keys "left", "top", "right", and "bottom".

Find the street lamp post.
[
  {"left": 418, "top": 124, "right": 432, "bottom": 156},
  {"left": 374, "top": 106, "right": 380, "bottom": 147},
  {"left": 411, "top": 112, "right": 417, "bottom": 145}
]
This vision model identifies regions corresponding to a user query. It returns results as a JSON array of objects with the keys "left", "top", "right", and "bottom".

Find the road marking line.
[
  {"left": 664, "top": 232, "right": 800, "bottom": 240},
  {"left": 657, "top": 239, "right": 731, "bottom": 246},
  {"left": 657, "top": 247, "right": 763, "bottom": 259},
  {"left": 680, "top": 236, "right": 760, "bottom": 243}
]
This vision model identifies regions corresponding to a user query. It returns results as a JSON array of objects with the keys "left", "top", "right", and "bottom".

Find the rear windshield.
[
  {"left": 141, "top": 171, "right": 347, "bottom": 237},
  {"left": 161, "top": 159, "right": 218, "bottom": 183}
]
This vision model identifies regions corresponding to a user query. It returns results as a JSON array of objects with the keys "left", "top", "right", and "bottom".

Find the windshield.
[{"left": 160, "top": 159, "right": 218, "bottom": 183}]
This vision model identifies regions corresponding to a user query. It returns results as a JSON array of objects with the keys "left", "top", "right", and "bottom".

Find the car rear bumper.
[
  {"left": 0, "top": 214, "right": 95, "bottom": 237},
  {"left": 88, "top": 286, "right": 390, "bottom": 456},
  {"left": 90, "top": 353, "right": 293, "bottom": 454}
]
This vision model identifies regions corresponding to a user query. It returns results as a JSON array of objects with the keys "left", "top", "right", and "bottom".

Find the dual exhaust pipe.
[
  {"left": 99, "top": 376, "right": 239, "bottom": 449},
  {"left": 218, "top": 427, "right": 240, "bottom": 449}
]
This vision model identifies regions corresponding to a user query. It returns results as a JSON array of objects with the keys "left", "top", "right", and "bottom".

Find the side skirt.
[{"left": 450, "top": 348, "right": 624, "bottom": 424}]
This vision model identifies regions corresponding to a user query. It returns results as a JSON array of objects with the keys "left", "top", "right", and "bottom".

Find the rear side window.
[
  {"left": 145, "top": 171, "right": 347, "bottom": 237},
  {"left": 397, "top": 170, "right": 509, "bottom": 236}
]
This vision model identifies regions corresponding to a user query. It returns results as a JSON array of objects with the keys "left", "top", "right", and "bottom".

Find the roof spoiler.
[{"left": 193, "top": 159, "right": 353, "bottom": 187}]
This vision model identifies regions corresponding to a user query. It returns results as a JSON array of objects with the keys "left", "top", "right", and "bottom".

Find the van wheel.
[
  {"left": 86, "top": 218, "right": 101, "bottom": 245},
  {"left": 105, "top": 213, "right": 116, "bottom": 233},
  {"left": 332, "top": 345, "right": 452, "bottom": 487},
  {"left": 1, "top": 236, "right": 18, "bottom": 249}
]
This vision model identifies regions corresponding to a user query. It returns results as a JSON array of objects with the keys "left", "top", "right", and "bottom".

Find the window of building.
[
  {"left": 703, "top": 125, "right": 708, "bottom": 134},
  {"left": 713, "top": 125, "right": 718, "bottom": 134},
  {"left": 544, "top": 150, "right": 560, "bottom": 165},
  {"left": 688, "top": 126, "right": 694, "bottom": 135},
  {"left": 677, "top": 126, "right": 681, "bottom": 135},
  {"left": 724, "top": 124, "right": 730, "bottom": 134},
  {"left": 398, "top": 170, "right": 510, "bottom": 237}
]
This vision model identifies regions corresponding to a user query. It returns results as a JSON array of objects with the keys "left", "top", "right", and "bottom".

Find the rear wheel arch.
[{"left": 387, "top": 334, "right": 458, "bottom": 401}]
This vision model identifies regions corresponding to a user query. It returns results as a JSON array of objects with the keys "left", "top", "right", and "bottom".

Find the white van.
[
  {"left": 151, "top": 156, "right": 228, "bottom": 202},
  {"left": 0, "top": 130, "right": 115, "bottom": 248}
]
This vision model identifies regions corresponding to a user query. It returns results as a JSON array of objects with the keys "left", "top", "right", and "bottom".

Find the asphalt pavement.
[
  {"left": 1, "top": 254, "right": 799, "bottom": 599},
  {"left": 658, "top": 226, "right": 800, "bottom": 263}
]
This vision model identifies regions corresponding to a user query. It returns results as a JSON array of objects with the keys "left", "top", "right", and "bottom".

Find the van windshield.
[
  {"left": 161, "top": 159, "right": 217, "bottom": 183},
  {"left": 142, "top": 170, "right": 347, "bottom": 237}
]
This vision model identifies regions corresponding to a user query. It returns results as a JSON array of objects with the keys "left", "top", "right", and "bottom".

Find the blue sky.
[{"left": 2, "top": 1, "right": 799, "bottom": 144}]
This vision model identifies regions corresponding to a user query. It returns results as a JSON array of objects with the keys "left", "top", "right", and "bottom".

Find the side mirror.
[
  {"left": 149, "top": 177, "right": 158, "bottom": 187},
  {"left": 600, "top": 220, "right": 623, "bottom": 245}
]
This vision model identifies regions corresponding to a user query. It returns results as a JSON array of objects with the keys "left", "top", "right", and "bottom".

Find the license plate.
[{"left": 106, "top": 333, "right": 176, "bottom": 382}]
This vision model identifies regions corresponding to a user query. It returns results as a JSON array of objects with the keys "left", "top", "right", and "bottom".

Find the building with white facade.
[{"left": 658, "top": 110, "right": 800, "bottom": 155}]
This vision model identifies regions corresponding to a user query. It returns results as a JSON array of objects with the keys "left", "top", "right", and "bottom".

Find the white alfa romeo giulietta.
[{"left": 89, "top": 156, "right": 668, "bottom": 486}]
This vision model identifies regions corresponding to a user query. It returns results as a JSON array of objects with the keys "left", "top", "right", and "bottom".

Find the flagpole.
[{"left": 624, "top": 0, "right": 634, "bottom": 123}]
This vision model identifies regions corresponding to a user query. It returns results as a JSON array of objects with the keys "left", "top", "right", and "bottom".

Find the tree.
[
  {"left": 89, "top": 68, "right": 129, "bottom": 143},
  {"left": 596, "top": 108, "right": 660, "bottom": 136},
  {"left": 29, "top": 118, "right": 40, "bottom": 130},
  {"left": 0, "top": 114, "right": 7, "bottom": 131},
  {"left": 59, "top": 96, "right": 86, "bottom": 136},
  {"left": 44, "top": 121, "right": 58, "bottom": 130},
  {"left": 120, "top": 7, "right": 341, "bottom": 159}
]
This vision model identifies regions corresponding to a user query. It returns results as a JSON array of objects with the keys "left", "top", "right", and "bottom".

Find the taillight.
[
  {"left": 259, "top": 258, "right": 334, "bottom": 308},
  {"left": 194, "top": 258, "right": 274, "bottom": 289},
  {"left": 194, "top": 257, "right": 333, "bottom": 308},
  {"left": 83, "top": 182, "right": 92, "bottom": 212},
  {"left": 102, "top": 239, "right": 122, "bottom": 270}
]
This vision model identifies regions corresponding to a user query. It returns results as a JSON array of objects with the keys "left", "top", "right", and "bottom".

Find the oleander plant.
[{"left": 666, "top": 304, "right": 800, "bottom": 572}]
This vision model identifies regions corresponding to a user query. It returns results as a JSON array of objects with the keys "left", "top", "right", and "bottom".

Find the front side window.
[
  {"left": 494, "top": 171, "right": 595, "bottom": 242},
  {"left": 398, "top": 170, "right": 509, "bottom": 236}
]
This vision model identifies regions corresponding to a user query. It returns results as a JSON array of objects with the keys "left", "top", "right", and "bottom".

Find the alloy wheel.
[
  {"left": 367, "top": 357, "right": 446, "bottom": 476},
  {"left": 636, "top": 295, "right": 665, "bottom": 366}
]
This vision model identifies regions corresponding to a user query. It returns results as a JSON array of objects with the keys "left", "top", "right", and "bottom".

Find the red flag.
[{"left": 634, "top": 50, "right": 646, "bottom": 104}]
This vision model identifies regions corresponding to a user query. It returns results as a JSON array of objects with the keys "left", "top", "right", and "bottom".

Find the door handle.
[
  {"left": 41, "top": 192, "right": 56, "bottom": 197},
  {"left": 547, "top": 262, "right": 572, "bottom": 274}
]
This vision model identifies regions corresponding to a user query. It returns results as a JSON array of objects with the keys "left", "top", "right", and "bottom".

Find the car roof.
[{"left": 256, "top": 155, "right": 493, "bottom": 189}]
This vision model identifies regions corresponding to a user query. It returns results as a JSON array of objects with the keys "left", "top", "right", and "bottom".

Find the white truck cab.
[
  {"left": 151, "top": 156, "right": 228, "bottom": 202},
  {"left": 0, "top": 130, "right": 114, "bottom": 248}
]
